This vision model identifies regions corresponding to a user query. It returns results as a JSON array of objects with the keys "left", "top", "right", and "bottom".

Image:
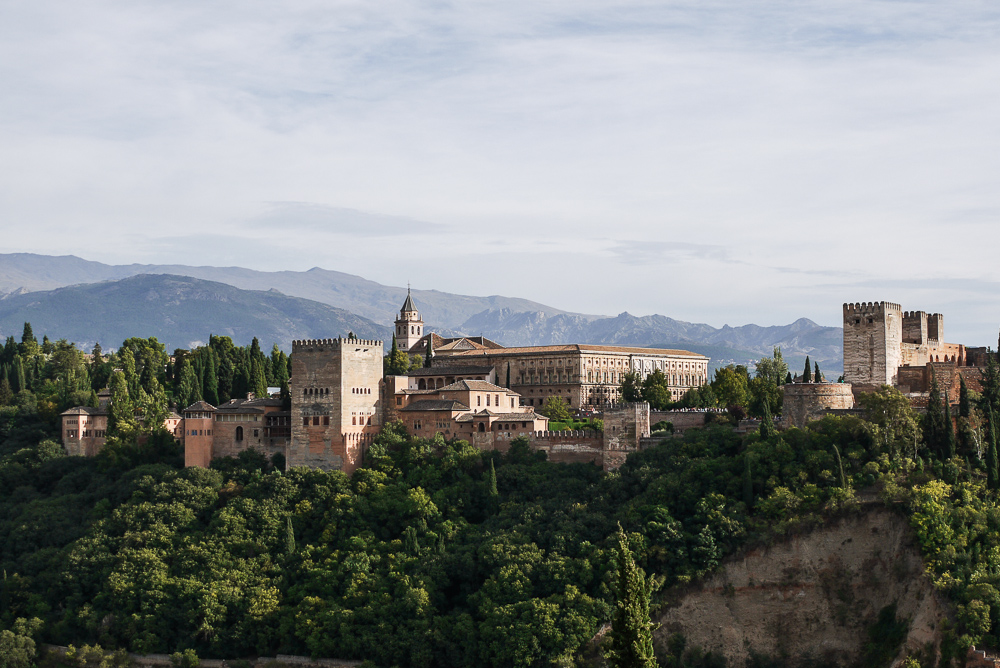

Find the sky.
[{"left": 3, "top": 1, "right": 1000, "bottom": 344}]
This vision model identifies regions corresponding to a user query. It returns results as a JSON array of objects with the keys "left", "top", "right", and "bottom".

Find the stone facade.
[
  {"left": 288, "top": 337, "right": 383, "bottom": 474},
  {"left": 62, "top": 407, "right": 183, "bottom": 458},
  {"left": 432, "top": 344, "right": 708, "bottom": 409},
  {"left": 781, "top": 383, "right": 855, "bottom": 429}
]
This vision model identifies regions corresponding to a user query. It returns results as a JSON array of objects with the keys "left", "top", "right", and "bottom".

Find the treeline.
[
  {"left": 2, "top": 380, "right": 963, "bottom": 668},
  {"left": 0, "top": 322, "right": 292, "bottom": 420},
  {"left": 621, "top": 347, "right": 789, "bottom": 418}
]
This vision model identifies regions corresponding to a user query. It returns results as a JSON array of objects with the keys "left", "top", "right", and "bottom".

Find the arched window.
[{"left": 235, "top": 426, "right": 243, "bottom": 442}]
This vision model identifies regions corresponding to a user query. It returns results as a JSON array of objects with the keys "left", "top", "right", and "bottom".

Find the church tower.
[{"left": 395, "top": 287, "right": 424, "bottom": 352}]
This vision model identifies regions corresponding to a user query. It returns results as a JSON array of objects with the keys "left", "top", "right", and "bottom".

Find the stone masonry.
[{"left": 289, "top": 337, "right": 383, "bottom": 474}]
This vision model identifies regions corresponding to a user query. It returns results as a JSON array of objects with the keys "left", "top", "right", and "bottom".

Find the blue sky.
[{"left": 3, "top": 1, "right": 1000, "bottom": 343}]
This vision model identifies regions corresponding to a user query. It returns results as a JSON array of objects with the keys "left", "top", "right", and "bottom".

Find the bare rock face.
[{"left": 654, "top": 510, "right": 946, "bottom": 667}]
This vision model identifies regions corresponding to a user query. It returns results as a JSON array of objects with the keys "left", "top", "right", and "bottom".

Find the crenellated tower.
[{"left": 843, "top": 301, "right": 903, "bottom": 388}]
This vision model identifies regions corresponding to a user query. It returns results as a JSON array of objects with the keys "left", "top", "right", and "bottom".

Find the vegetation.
[{"left": 8, "top": 322, "right": 1000, "bottom": 667}]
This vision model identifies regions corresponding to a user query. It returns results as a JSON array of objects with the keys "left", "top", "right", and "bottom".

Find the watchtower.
[
  {"left": 395, "top": 288, "right": 424, "bottom": 353},
  {"left": 843, "top": 302, "right": 903, "bottom": 388},
  {"left": 288, "top": 337, "right": 383, "bottom": 473}
]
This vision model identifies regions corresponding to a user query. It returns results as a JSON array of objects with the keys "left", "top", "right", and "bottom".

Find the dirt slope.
[{"left": 654, "top": 509, "right": 947, "bottom": 667}]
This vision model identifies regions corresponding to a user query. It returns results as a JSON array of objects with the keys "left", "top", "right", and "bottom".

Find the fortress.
[
  {"left": 783, "top": 301, "right": 991, "bottom": 428},
  {"left": 63, "top": 292, "right": 666, "bottom": 472}
]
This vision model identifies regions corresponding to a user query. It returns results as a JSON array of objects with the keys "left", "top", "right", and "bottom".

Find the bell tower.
[{"left": 395, "top": 286, "right": 424, "bottom": 352}]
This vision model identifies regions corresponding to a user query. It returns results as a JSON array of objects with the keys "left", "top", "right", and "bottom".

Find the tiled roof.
[
  {"left": 214, "top": 398, "right": 282, "bottom": 412},
  {"left": 401, "top": 290, "right": 417, "bottom": 314},
  {"left": 437, "top": 339, "right": 489, "bottom": 352},
  {"left": 406, "top": 365, "right": 494, "bottom": 376},
  {"left": 444, "top": 343, "right": 707, "bottom": 358},
  {"left": 61, "top": 406, "right": 107, "bottom": 416},
  {"left": 183, "top": 401, "right": 216, "bottom": 412},
  {"left": 438, "top": 380, "right": 513, "bottom": 392},
  {"left": 400, "top": 400, "right": 471, "bottom": 412}
]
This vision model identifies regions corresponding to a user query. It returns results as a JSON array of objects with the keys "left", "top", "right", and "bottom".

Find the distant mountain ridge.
[
  {"left": 0, "top": 254, "right": 844, "bottom": 372},
  {"left": 0, "top": 274, "right": 390, "bottom": 351}
]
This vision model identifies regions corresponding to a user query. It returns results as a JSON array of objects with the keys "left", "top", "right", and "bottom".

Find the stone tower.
[
  {"left": 843, "top": 301, "right": 903, "bottom": 388},
  {"left": 395, "top": 288, "right": 424, "bottom": 352},
  {"left": 288, "top": 337, "right": 383, "bottom": 474}
]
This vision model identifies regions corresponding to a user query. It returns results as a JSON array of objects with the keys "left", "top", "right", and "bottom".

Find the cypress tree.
[
  {"left": 785, "top": 372, "right": 792, "bottom": 385},
  {"left": 814, "top": 362, "right": 822, "bottom": 383},
  {"left": 218, "top": 354, "right": 234, "bottom": 404},
  {"left": 424, "top": 336, "right": 434, "bottom": 368},
  {"left": 926, "top": 371, "right": 944, "bottom": 457},
  {"left": 0, "top": 376, "right": 11, "bottom": 405},
  {"left": 832, "top": 443, "right": 846, "bottom": 489},
  {"left": 802, "top": 356, "right": 812, "bottom": 383},
  {"left": 988, "top": 406, "right": 999, "bottom": 491},
  {"left": 285, "top": 516, "right": 296, "bottom": 556},
  {"left": 605, "top": 525, "right": 657, "bottom": 668},
  {"left": 203, "top": 349, "right": 220, "bottom": 406},
  {"left": 107, "top": 370, "right": 136, "bottom": 439},
  {"left": 20, "top": 322, "right": 36, "bottom": 354},
  {"left": 250, "top": 356, "right": 268, "bottom": 399},
  {"left": 759, "top": 398, "right": 777, "bottom": 439},
  {"left": 2, "top": 336, "right": 15, "bottom": 365},
  {"left": 944, "top": 400, "right": 956, "bottom": 459},
  {"left": 12, "top": 355, "right": 25, "bottom": 394},
  {"left": 506, "top": 363, "right": 511, "bottom": 388},
  {"left": 487, "top": 458, "right": 498, "bottom": 497},
  {"left": 960, "top": 376, "right": 971, "bottom": 418},
  {"left": 742, "top": 455, "right": 753, "bottom": 509}
]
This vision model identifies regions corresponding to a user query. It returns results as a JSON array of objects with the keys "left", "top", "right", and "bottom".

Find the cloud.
[
  {"left": 246, "top": 202, "right": 449, "bottom": 236},
  {"left": 609, "top": 240, "right": 731, "bottom": 265}
]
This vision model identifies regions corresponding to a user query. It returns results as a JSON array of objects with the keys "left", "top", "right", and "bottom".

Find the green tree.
[
  {"left": 217, "top": 352, "right": 234, "bottom": 403},
  {"left": 605, "top": 526, "right": 657, "bottom": 668},
  {"left": 425, "top": 336, "right": 434, "bottom": 367},
  {"left": 858, "top": 386, "right": 921, "bottom": 458},
  {"left": 19, "top": 322, "right": 38, "bottom": 358},
  {"left": 250, "top": 356, "right": 268, "bottom": 399},
  {"left": 988, "top": 406, "right": 999, "bottom": 491},
  {"left": 385, "top": 335, "right": 411, "bottom": 376},
  {"left": 640, "top": 369, "right": 672, "bottom": 410},
  {"left": 960, "top": 375, "right": 971, "bottom": 418},
  {"left": 202, "top": 348, "right": 220, "bottom": 406},
  {"left": 943, "top": 400, "right": 956, "bottom": 459},
  {"left": 0, "top": 618, "right": 41, "bottom": 668},
  {"left": 711, "top": 365, "right": 750, "bottom": 409},
  {"left": 106, "top": 370, "right": 136, "bottom": 440},
  {"left": 487, "top": 458, "right": 498, "bottom": 497},
  {"left": 925, "top": 370, "right": 945, "bottom": 458},
  {"left": 814, "top": 361, "right": 822, "bottom": 383},
  {"left": 802, "top": 356, "right": 812, "bottom": 383},
  {"left": 619, "top": 371, "right": 643, "bottom": 403},
  {"left": 759, "top": 398, "right": 777, "bottom": 439},
  {"left": 539, "top": 396, "right": 572, "bottom": 421},
  {"left": 0, "top": 375, "right": 11, "bottom": 405}
]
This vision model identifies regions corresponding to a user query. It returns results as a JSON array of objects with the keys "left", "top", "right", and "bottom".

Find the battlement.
[
  {"left": 292, "top": 337, "right": 383, "bottom": 350},
  {"left": 843, "top": 301, "right": 902, "bottom": 314}
]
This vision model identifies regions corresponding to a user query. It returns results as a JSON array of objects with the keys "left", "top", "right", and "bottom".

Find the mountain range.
[{"left": 0, "top": 254, "right": 844, "bottom": 374}]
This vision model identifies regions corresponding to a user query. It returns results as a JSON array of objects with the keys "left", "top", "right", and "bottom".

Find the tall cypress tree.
[
  {"left": 802, "top": 356, "right": 812, "bottom": 383},
  {"left": 218, "top": 353, "right": 234, "bottom": 404},
  {"left": 203, "top": 348, "right": 220, "bottom": 406},
  {"left": 814, "top": 362, "right": 822, "bottom": 383},
  {"left": 944, "top": 400, "right": 956, "bottom": 459},
  {"left": 832, "top": 443, "right": 847, "bottom": 489},
  {"left": 759, "top": 398, "right": 777, "bottom": 439},
  {"left": 988, "top": 406, "right": 1000, "bottom": 491},
  {"left": 250, "top": 356, "right": 268, "bottom": 399},
  {"left": 959, "top": 376, "right": 971, "bottom": 418},
  {"left": 107, "top": 370, "right": 136, "bottom": 439},
  {"left": 926, "top": 371, "right": 944, "bottom": 457},
  {"left": 742, "top": 455, "right": 754, "bottom": 509},
  {"left": 12, "top": 355, "right": 25, "bottom": 394},
  {"left": 605, "top": 525, "right": 657, "bottom": 668}
]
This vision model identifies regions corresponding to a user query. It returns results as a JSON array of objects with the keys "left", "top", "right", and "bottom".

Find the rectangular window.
[
  {"left": 253, "top": 429, "right": 258, "bottom": 437},
  {"left": 313, "top": 416, "right": 319, "bottom": 426},
  {"left": 303, "top": 417, "right": 309, "bottom": 426},
  {"left": 396, "top": 397, "right": 402, "bottom": 405},
  {"left": 323, "top": 416, "right": 330, "bottom": 426}
]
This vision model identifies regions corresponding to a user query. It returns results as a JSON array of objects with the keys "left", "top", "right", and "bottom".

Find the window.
[
  {"left": 313, "top": 416, "right": 319, "bottom": 426},
  {"left": 396, "top": 397, "right": 402, "bottom": 405},
  {"left": 253, "top": 429, "right": 259, "bottom": 437},
  {"left": 303, "top": 417, "right": 309, "bottom": 426},
  {"left": 236, "top": 426, "right": 243, "bottom": 442}
]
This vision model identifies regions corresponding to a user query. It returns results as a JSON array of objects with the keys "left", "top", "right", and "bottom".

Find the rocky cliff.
[{"left": 653, "top": 509, "right": 946, "bottom": 667}]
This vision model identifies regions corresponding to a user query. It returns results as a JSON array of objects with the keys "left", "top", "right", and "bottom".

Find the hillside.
[{"left": 0, "top": 273, "right": 390, "bottom": 350}]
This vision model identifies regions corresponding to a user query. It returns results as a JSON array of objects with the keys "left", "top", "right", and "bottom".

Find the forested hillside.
[{"left": 3, "top": 324, "right": 1000, "bottom": 667}]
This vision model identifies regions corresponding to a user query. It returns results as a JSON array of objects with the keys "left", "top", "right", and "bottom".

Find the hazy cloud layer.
[{"left": 2, "top": 1, "right": 1000, "bottom": 343}]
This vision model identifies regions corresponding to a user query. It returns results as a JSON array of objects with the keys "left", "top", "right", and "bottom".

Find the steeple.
[{"left": 395, "top": 285, "right": 424, "bottom": 352}]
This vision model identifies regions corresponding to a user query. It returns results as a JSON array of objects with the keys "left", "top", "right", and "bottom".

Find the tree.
[
  {"left": 487, "top": 458, "right": 498, "bottom": 497},
  {"left": 250, "top": 356, "right": 268, "bottom": 399},
  {"left": 925, "top": 370, "right": 945, "bottom": 458},
  {"left": 19, "top": 322, "right": 38, "bottom": 358},
  {"left": 505, "top": 363, "right": 511, "bottom": 389},
  {"left": 0, "top": 375, "right": 11, "bottom": 405},
  {"left": 988, "top": 406, "right": 999, "bottom": 491},
  {"left": 814, "top": 361, "right": 822, "bottom": 383},
  {"left": 619, "top": 371, "right": 643, "bottom": 403},
  {"left": 385, "top": 336, "right": 411, "bottom": 376},
  {"left": 944, "top": 400, "right": 956, "bottom": 459},
  {"left": 712, "top": 365, "right": 750, "bottom": 410},
  {"left": 106, "top": 370, "right": 136, "bottom": 440},
  {"left": 424, "top": 336, "right": 434, "bottom": 368},
  {"left": 759, "top": 398, "right": 777, "bottom": 439},
  {"left": 285, "top": 516, "right": 296, "bottom": 556},
  {"left": 857, "top": 386, "right": 920, "bottom": 458},
  {"left": 802, "top": 356, "right": 812, "bottom": 383},
  {"left": 640, "top": 369, "right": 671, "bottom": 410},
  {"left": 960, "top": 375, "right": 971, "bottom": 418},
  {"left": 785, "top": 372, "right": 793, "bottom": 385},
  {"left": 0, "top": 618, "right": 41, "bottom": 668},
  {"left": 217, "top": 352, "right": 234, "bottom": 404},
  {"left": 538, "top": 396, "right": 571, "bottom": 421},
  {"left": 605, "top": 526, "right": 657, "bottom": 668},
  {"left": 203, "top": 348, "right": 220, "bottom": 406}
]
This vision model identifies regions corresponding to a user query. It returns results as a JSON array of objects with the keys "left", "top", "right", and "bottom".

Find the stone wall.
[
  {"left": 843, "top": 302, "right": 902, "bottom": 388},
  {"left": 650, "top": 410, "right": 709, "bottom": 434},
  {"left": 781, "top": 383, "right": 855, "bottom": 429},
  {"left": 603, "top": 402, "right": 651, "bottom": 451},
  {"left": 289, "top": 338, "right": 382, "bottom": 474}
]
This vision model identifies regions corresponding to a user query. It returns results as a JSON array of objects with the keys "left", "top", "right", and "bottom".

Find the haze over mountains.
[{"left": 0, "top": 254, "right": 844, "bottom": 373}]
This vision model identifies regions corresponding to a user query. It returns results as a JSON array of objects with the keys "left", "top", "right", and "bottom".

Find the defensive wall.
[
  {"left": 843, "top": 301, "right": 903, "bottom": 389},
  {"left": 650, "top": 410, "right": 710, "bottom": 434},
  {"left": 781, "top": 383, "right": 855, "bottom": 430}
]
